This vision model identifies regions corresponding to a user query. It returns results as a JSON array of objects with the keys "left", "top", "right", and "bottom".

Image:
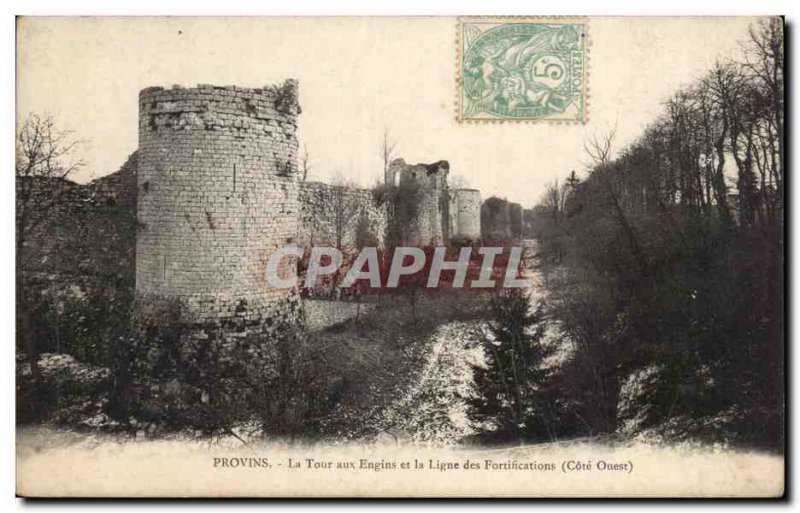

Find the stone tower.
[
  {"left": 135, "top": 81, "right": 302, "bottom": 337},
  {"left": 449, "top": 188, "right": 482, "bottom": 240},
  {"left": 385, "top": 158, "right": 450, "bottom": 245}
]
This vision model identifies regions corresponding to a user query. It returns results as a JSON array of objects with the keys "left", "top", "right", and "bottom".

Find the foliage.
[
  {"left": 109, "top": 302, "right": 330, "bottom": 440},
  {"left": 531, "top": 19, "right": 783, "bottom": 449},
  {"left": 480, "top": 196, "right": 511, "bottom": 240},
  {"left": 372, "top": 179, "right": 425, "bottom": 245},
  {"left": 469, "top": 289, "right": 554, "bottom": 442}
]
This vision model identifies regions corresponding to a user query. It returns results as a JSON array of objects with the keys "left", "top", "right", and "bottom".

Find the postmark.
[{"left": 457, "top": 18, "right": 589, "bottom": 123}]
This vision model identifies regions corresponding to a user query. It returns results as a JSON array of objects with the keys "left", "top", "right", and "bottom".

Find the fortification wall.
[
  {"left": 303, "top": 298, "right": 378, "bottom": 331},
  {"left": 298, "top": 181, "right": 388, "bottom": 250},
  {"left": 136, "top": 82, "right": 302, "bottom": 334}
]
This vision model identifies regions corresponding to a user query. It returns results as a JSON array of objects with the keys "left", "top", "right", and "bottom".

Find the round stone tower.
[
  {"left": 451, "top": 189, "right": 482, "bottom": 240},
  {"left": 135, "top": 81, "right": 302, "bottom": 336}
]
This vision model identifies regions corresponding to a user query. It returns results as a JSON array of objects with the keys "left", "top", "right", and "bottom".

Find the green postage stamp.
[{"left": 457, "top": 18, "right": 588, "bottom": 123}]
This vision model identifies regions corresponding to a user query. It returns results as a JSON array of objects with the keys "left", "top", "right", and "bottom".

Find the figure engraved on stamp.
[{"left": 458, "top": 19, "right": 588, "bottom": 122}]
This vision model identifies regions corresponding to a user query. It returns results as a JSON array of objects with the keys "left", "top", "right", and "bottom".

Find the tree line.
[{"left": 527, "top": 19, "right": 783, "bottom": 449}]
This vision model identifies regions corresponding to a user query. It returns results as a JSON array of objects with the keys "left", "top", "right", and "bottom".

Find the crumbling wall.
[
  {"left": 136, "top": 82, "right": 303, "bottom": 336},
  {"left": 481, "top": 198, "right": 523, "bottom": 240},
  {"left": 303, "top": 299, "right": 378, "bottom": 331},
  {"left": 385, "top": 159, "right": 450, "bottom": 245},
  {"left": 481, "top": 196, "right": 512, "bottom": 240},
  {"left": 298, "top": 181, "right": 387, "bottom": 250},
  {"left": 90, "top": 151, "right": 139, "bottom": 209},
  {"left": 15, "top": 153, "right": 138, "bottom": 365}
]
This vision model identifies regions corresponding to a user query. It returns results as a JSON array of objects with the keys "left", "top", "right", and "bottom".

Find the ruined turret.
[{"left": 385, "top": 158, "right": 450, "bottom": 245}]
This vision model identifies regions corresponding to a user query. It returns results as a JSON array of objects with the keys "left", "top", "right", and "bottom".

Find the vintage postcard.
[{"left": 15, "top": 16, "right": 784, "bottom": 498}]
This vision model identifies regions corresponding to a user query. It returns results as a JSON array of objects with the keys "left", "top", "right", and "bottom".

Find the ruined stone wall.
[
  {"left": 303, "top": 298, "right": 378, "bottom": 331},
  {"left": 90, "top": 151, "right": 139, "bottom": 208},
  {"left": 449, "top": 188, "right": 482, "bottom": 240},
  {"left": 298, "top": 181, "right": 388, "bottom": 250},
  {"left": 136, "top": 82, "right": 302, "bottom": 334},
  {"left": 16, "top": 155, "right": 139, "bottom": 362},
  {"left": 481, "top": 196, "right": 512, "bottom": 240},
  {"left": 386, "top": 159, "right": 450, "bottom": 245},
  {"left": 17, "top": 152, "right": 139, "bottom": 288}
]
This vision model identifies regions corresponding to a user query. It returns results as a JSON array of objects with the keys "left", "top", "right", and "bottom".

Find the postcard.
[{"left": 15, "top": 15, "right": 784, "bottom": 498}]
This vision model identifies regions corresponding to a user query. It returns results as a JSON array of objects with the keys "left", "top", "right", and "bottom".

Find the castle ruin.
[
  {"left": 15, "top": 79, "right": 529, "bottom": 425},
  {"left": 385, "top": 158, "right": 483, "bottom": 245},
  {"left": 132, "top": 80, "right": 488, "bottom": 341}
]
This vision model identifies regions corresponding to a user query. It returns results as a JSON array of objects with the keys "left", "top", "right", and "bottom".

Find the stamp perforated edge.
[{"left": 455, "top": 16, "right": 591, "bottom": 125}]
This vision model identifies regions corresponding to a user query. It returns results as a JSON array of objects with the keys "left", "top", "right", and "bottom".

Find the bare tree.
[
  {"left": 300, "top": 143, "right": 312, "bottom": 182},
  {"left": 542, "top": 180, "right": 567, "bottom": 223},
  {"left": 743, "top": 18, "right": 784, "bottom": 221},
  {"left": 529, "top": 21, "right": 784, "bottom": 442},
  {"left": 584, "top": 125, "right": 647, "bottom": 273},
  {"left": 16, "top": 114, "right": 85, "bottom": 268},
  {"left": 328, "top": 172, "right": 361, "bottom": 298},
  {"left": 448, "top": 174, "right": 470, "bottom": 190},
  {"left": 16, "top": 113, "right": 85, "bottom": 421},
  {"left": 330, "top": 172, "right": 358, "bottom": 250},
  {"left": 380, "top": 125, "right": 398, "bottom": 176},
  {"left": 583, "top": 122, "right": 617, "bottom": 168}
]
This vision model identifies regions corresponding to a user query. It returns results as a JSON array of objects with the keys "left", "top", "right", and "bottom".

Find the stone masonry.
[
  {"left": 126, "top": 81, "right": 489, "bottom": 340},
  {"left": 385, "top": 159, "right": 451, "bottom": 245},
  {"left": 136, "top": 81, "right": 302, "bottom": 336},
  {"left": 449, "top": 188, "right": 482, "bottom": 240},
  {"left": 298, "top": 181, "right": 387, "bottom": 250}
]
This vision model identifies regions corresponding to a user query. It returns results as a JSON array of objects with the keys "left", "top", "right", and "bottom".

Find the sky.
[{"left": 16, "top": 16, "right": 761, "bottom": 207}]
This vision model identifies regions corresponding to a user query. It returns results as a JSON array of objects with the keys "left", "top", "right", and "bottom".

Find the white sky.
[{"left": 17, "top": 16, "right": 760, "bottom": 207}]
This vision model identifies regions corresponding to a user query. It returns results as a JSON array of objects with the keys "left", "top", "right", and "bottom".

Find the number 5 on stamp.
[{"left": 457, "top": 18, "right": 589, "bottom": 123}]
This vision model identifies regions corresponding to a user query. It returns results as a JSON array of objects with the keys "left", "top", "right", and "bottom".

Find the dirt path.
[
  {"left": 372, "top": 320, "right": 487, "bottom": 445},
  {"left": 372, "top": 240, "right": 548, "bottom": 445}
]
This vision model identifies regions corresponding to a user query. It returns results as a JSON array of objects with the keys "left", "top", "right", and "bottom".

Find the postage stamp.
[{"left": 457, "top": 18, "right": 589, "bottom": 123}]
